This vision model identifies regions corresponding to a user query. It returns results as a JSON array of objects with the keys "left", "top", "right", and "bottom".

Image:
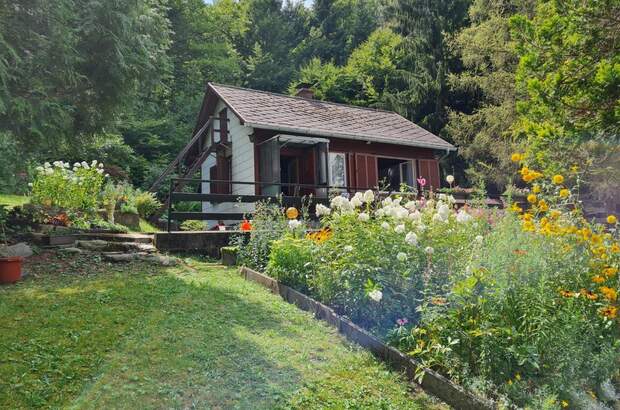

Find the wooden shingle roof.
[{"left": 208, "top": 83, "right": 456, "bottom": 151}]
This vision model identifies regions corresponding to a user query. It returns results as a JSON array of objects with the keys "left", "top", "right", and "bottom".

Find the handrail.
[{"left": 149, "top": 118, "right": 213, "bottom": 192}]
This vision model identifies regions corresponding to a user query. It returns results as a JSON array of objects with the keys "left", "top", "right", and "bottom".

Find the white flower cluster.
[
  {"left": 315, "top": 203, "right": 331, "bottom": 216},
  {"left": 33, "top": 160, "right": 108, "bottom": 185},
  {"left": 368, "top": 289, "right": 383, "bottom": 302},
  {"left": 330, "top": 189, "right": 375, "bottom": 213}
]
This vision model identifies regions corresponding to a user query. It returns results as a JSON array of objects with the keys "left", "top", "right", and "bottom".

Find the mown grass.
[
  {"left": 0, "top": 253, "right": 444, "bottom": 409},
  {"left": 0, "top": 194, "right": 29, "bottom": 208}
]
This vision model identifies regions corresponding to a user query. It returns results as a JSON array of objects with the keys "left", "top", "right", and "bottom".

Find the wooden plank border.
[{"left": 239, "top": 266, "right": 495, "bottom": 410}]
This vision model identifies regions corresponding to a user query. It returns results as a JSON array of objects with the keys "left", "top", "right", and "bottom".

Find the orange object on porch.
[{"left": 240, "top": 220, "right": 252, "bottom": 231}]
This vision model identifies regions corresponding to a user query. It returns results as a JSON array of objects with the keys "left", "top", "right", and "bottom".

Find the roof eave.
[{"left": 245, "top": 121, "right": 457, "bottom": 152}]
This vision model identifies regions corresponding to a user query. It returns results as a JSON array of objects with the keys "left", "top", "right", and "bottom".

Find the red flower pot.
[{"left": 0, "top": 256, "right": 23, "bottom": 284}]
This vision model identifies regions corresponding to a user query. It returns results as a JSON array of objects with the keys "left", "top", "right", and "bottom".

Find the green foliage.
[
  {"left": 267, "top": 238, "right": 317, "bottom": 292},
  {"left": 232, "top": 201, "right": 288, "bottom": 271},
  {"left": 180, "top": 220, "right": 205, "bottom": 231},
  {"left": 262, "top": 186, "right": 620, "bottom": 407},
  {"left": 135, "top": 191, "right": 162, "bottom": 219},
  {"left": 445, "top": 0, "right": 535, "bottom": 191},
  {"left": 31, "top": 161, "right": 106, "bottom": 221},
  {"left": 0, "top": 0, "right": 171, "bottom": 160},
  {"left": 511, "top": 0, "right": 620, "bottom": 173}
]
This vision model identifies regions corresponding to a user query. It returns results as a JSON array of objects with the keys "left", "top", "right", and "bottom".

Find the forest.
[{"left": 0, "top": 0, "right": 618, "bottom": 196}]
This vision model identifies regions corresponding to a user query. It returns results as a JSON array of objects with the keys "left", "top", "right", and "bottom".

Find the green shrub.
[
  {"left": 267, "top": 238, "right": 316, "bottom": 293},
  {"left": 232, "top": 200, "right": 290, "bottom": 271},
  {"left": 31, "top": 160, "right": 106, "bottom": 223},
  {"left": 180, "top": 220, "right": 204, "bottom": 231},
  {"left": 120, "top": 203, "right": 138, "bottom": 214},
  {"left": 135, "top": 191, "right": 162, "bottom": 219}
]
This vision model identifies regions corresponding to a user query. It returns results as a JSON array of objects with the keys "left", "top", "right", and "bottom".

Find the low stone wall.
[
  {"left": 154, "top": 231, "right": 250, "bottom": 257},
  {"left": 240, "top": 266, "right": 496, "bottom": 410}
]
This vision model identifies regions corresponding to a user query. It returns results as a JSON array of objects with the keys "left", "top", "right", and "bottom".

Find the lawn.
[
  {"left": 0, "top": 193, "right": 29, "bottom": 208},
  {"left": 0, "top": 253, "right": 444, "bottom": 409}
]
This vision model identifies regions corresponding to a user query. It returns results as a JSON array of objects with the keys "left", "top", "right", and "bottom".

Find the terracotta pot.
[{"left": 0, "top": 256, "right": 23, "bottom": 284}]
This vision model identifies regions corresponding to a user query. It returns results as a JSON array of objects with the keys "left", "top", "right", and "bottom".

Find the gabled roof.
[{"left": 207, "top": 83, "right": 456, "bottom": 151}]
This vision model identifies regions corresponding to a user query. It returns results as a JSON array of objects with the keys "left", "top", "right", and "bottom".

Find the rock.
[
  {"left": 139, "top": 254, "right": 179, "bottom": 266},
  {"left": 104, "top": 253, "right": 137, "bottom": 263},
  {"left": 0, "top": 242, "right": 34, "bottom": 258},
  {"left": 76, "top": 240, "right": 109, "bottom": 251},
  {"left": 58, "top": 247, "right": 83, "bottom": 255}
]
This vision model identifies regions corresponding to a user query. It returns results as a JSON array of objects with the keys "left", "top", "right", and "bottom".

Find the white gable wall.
[{"left": 201, "top": 99, "right": 256, "bottom": 227}]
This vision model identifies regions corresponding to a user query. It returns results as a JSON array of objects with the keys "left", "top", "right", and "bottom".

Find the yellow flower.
[
  {"left": 519, "top": 166, "right": 529, "bottom": 175},
  {"left": 570, "top": 165, "right": 578, "bottom": 173},
  {"left": 523, "top": 220, "right": 536, "bottom": 232},
  {"left": 510, "top": 203, "right": 523, "bottom": 213},
  {"left": 552, "top": 174, "right": 564, "bottom": 184},
  {"left": 523, "top": 173, "right": 534, "bottom": 183},
  {"left": 559, "top": 188, "right": 570, "bottom": 198},
  {"left": 515, "top": 373, "right": 521, "bottom": 381},
  {"left": 561, "top": 400, "right": 569, "bottom": 408},
  {"left": 600, "top": 305, "right": 618, "bottom": 319},
  {"left": 538, "top": 199, "right": 549, "bottom": 212},
  {"left": 532, "top": 185, "right": 541, "bottom": 193},
  {"left": 592, "top": 275, "right": 605, "bottom": 284},
  {"left": 527, "top": 194, "right": 537, "bottom": 204},
  {"left": 600, "top": 286, "right": 617, "bottom": 301},
  {"left": 511, "top": 153, "right": 522, "bottom": 162},
  {"left": 550, "top": 210, "right": 561, "bottom": 219},
  {"left": 602, "top": 267, "right": 618, "bottom": 278},
  {"left": 611, "top": 243, "right": 620, "bottom": 253},
  {"left": 607, "top": 215, "right": 617, "bottom": 224}
]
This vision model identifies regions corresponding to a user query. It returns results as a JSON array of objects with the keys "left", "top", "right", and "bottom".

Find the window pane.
[{"left": 329, "top": 153, "right": 346, "bottom": 187}]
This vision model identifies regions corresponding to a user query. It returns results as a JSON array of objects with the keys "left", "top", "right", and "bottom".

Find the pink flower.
[{"left": 396, "top": 318, "right": 408, "bottom": 326}]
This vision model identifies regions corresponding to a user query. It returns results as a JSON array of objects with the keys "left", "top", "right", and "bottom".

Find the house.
[{"left": 156, "top": 83, "right": 456, "bottom": 227}]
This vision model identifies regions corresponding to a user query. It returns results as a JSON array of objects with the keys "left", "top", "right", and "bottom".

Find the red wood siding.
[
  {"left": 417, "top": 159, "right": 440, "bottom": 190},
  {"left": 353, "top": 153, "right": 378, "bottom": 190}
]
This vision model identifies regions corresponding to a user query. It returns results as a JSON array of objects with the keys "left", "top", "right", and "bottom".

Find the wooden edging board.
[{"left": 239, "top": 266, "right": 495, "bottom": 410}]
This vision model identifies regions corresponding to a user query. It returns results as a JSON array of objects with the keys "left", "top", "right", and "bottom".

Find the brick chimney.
[{"left": 295, "top": 83, "right": 314, "bottom": 99}]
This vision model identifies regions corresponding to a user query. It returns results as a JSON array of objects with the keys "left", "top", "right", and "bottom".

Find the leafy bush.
[
  {"left": 267, "top": 238, "right": 316, "bottom": 293},
  {"left": 135, "top": 191, "right": 162, "bottom": 219},
  {"left": 259, "top": 166, "right": 620, "bottom": 408},
  {"left": 30, "top": 160, "right": 107, "bottom": 223},
  {"left": 232, "top": 200, "right": 288, "bottom": 271},
  {"left": 180, "top": 220, "right": 204, "bottom": 231}
]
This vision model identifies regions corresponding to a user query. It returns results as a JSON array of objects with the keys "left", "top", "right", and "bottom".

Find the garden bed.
[{"left": 240, "top": 266, "right": 495, "bottom": 410}]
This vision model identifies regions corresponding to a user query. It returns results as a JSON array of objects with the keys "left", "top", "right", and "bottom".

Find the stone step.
[
  {"left": 76, "top": 240, "right": 156, "bottom": 253},
  {"left": 78, "top": 233, "right": 153, "bottom": 244}
]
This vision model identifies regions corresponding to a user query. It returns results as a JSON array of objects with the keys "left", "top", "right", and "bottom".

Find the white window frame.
[{"left": 328, "top": 152, "right": 347, "bottom": 188}]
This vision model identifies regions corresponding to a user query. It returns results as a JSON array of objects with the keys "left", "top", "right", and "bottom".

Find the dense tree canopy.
[{"left": 0, "top": 0, "right": 617, "bottom": 194}]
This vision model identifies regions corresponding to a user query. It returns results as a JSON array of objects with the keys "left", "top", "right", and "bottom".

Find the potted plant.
[{"left": 0, "top": 205, "right": 23, "bottom": 284}]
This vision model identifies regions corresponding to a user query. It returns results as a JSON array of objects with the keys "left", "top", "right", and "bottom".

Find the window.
[
  {"left": 329, "top": 152, "right": 347, "bottom": 188},
  {"left": 377, "top": 158, "right": 415, "bottom": 191}
]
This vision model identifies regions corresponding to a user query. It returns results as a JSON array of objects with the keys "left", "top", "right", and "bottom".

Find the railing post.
[{"left": 167, "top": 179, "right": 173, "bottom": 233}]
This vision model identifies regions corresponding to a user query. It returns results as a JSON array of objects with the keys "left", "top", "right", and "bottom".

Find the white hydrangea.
[
  {"left": 44, "top": 162, "right": 51, "bottom": 168},
  {"left": 36, "top": 166, "right": 44, "bottom": 172},
  {"left": 418, "top": 223, "right": 427, "bottom": 232},
  {"left": 408, "top": 211, "right": 422, "bottom": 222},
  {"left": 350, "top": 195, "right": 363, "bottom": 208},
  {"left": 368, "top": 289, "right": 383, "bottom": 302},
  {"left": 358, "top": 212, "right": 370, "bottom": 222},
  {"left": 45, "top": 168, "right": 54, "bottom": 175},
  {"left": 383, "top": 197, "right": 393, "bottom": 206},
  {"left": 405, "top": 200, "right": 417, "bottom": 211},
  {"left": 288, "top": 219, "right": 302, "bottom": 229},
  {"left": 397, "top": 252, "right": 407, "bottom": 262},
  {"left": 395, "top": 224, "right": 405, "bottom": 233},
  {"left": 344, "top": 245, "right": 353, "bottom": 252},
  {"left": 74, "top": 162, "right": 81, "bottom": 168},
  {"left": 315, "top": 204, "right": 331, "bottom": 216},
  {"left": 405, "top": 232, "right": 418, "bottom": 246},
  {"left": 446, "top": 174, "right": 455, "bottom": 184},
  {"left": 456, "top": 209, "right": 472, "bottom": 223},
  {"left": 363, "top": 189, "right": 374, "bottom": 203},
  {"left": 375, "top": 208, "right": 385, "bottom": 217},
  {"left": 475, "top": 235, "right": 484, "bottom": 244},
  {"left": 381, "top": 221, "right": 390, "bottom": 230},
  {"left": 425, "top": 246, "right": 434, "bottom": 255}
]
